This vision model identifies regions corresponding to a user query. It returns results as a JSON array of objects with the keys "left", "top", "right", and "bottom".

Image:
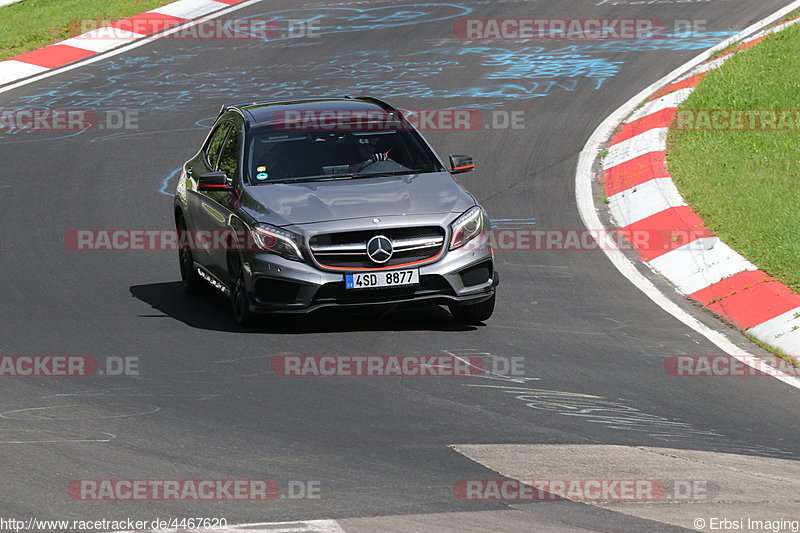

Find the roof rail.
[
  {"left": 217, "top": 101, "right": 264, "bottom": 117},
  {"left": 351, "top": 95, "right": 398, "bottom": 112},
  {"left": 215, "top": 96, "right": 400, "bottom": 122}
]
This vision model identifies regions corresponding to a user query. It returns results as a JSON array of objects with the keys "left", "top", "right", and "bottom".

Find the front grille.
[
  {"left": 312, "top": 275, "right": 454, "bottom": 304},
  {"left": 310, "top": 226, "right": 446, "bottom": 269},
  {"left": 460, "top": 260, "right": 493, "bottom": 287}
]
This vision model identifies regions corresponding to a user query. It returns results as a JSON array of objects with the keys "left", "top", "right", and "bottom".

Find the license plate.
[{"left": 345, "top": 269, "right": 419, "bottom": 290}]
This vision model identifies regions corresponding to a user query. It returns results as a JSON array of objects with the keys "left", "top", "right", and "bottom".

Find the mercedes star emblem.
[{"left": 366, "top": 235, "right": 393, "bottom": 264}]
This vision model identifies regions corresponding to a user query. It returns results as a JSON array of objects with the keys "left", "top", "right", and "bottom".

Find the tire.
[
  {"left": 177, "top": 215, "right": 204, "bottom": 294},
  {"left": 449, "top": 293, "right": 496, "bottom": 325},
  {"left": 229, "top": 253, "right": 259, "bottom": 328}
]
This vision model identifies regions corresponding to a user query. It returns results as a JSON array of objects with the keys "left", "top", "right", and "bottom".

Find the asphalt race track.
[{"left": 0, "top": 0, "right": 798, "bottom": 531}]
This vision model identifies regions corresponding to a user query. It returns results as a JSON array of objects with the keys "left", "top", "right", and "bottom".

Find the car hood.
[{"left": 240, "top": 172, "right": 476, "bottom": 226}]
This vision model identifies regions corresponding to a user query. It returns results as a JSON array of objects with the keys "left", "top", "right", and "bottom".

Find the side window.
[
  {"left": 218, "top": 126, "right": 241, "bottom": 180},
  {"left": 205, "top": 123, "right": 230, "bottom": 168}
]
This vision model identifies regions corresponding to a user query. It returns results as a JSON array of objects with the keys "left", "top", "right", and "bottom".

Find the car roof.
[{"left": 221, "top": 97, "right": 399, "bottom": 127}]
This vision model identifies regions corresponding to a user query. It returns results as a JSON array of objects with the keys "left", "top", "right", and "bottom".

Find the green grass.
[
  {"left": 0, "top": 0, "right": 172, "bottom": 60},
  {"left": 667, "top": 21, "right": 800, "bottom": 292},
  {"left": 708, "top": 41, "right": 740, "bottom": 61}
]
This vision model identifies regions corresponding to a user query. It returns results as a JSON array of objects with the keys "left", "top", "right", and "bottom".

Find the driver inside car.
[{"left": 349, "top": 140, "right": 392, "bottom": 173}]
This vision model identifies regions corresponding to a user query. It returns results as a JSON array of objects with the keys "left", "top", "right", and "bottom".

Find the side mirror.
[
  {"left": 197, "top": 171, "right": 233, "bottom": 192},
  {"left": 449, "top": 155, "right": 475, "bottom": 174}
]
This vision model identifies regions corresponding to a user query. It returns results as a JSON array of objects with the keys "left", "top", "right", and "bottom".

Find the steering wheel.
[{"left": 353, "top": 150, "right": 392, "bottom": 173}]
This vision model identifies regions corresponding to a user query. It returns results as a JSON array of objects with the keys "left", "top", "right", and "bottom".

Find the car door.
[
  {"left": 186, "top": 120, "right": 231, "bottom": 270},
  {"left": 203, "top": 116, "right": 244, "bottom": 281}
]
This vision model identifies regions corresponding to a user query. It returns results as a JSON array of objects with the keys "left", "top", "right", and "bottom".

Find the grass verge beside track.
[
  {"left": 667, "top": 21, "right": 800, "bottom": 291},
  {"left": 0, "top": 0, "right": 172, "bottom": 60}
]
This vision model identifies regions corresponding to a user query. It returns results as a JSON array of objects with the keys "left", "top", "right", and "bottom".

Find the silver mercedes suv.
[{"left": 174, "top": 97, "right": 498, "bottom": 327}]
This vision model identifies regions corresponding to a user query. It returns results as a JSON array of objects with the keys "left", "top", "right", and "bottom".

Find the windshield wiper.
[
  {"left": 262, "top": 174, "right": 356, "bottom": 184},
  {"left": 258, "top": 169, "right": 427, "bottom": 184},
  {"left": 352, "top": 170, "right": 422, "bottom": 178}
]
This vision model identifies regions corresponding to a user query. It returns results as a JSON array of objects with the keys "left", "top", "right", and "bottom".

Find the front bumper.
[{"left": 240, "top": 232, "right": 497, "bottom": 314}]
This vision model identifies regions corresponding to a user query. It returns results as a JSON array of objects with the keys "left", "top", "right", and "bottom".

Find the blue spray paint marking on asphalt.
[
  {"left": 158, "top": 117, "right": 213, "bottom": 196},
  {"left": 0, "top": 125, "right": 92, "bottom": 145},
  {"left": 2, "top": 25, "right": 736, "bottom": 119},
  {"left": 89, "top": 117, "right": 215, "bottom": 143},
  {"left": 2, "top": 32, "right": 737, "bottom": 124},
  {"left": 102, "top": 53, "right": 199, "bottom": 71},
  {"left": 239, "top": 4, "right": 473, "bottom": 40},
  {"left": 160, "top": 167, "right": 182, "bottom": 197},
  {"left": 0, "top": 0, "right": 736, "bottom": 199},
  {"left": 492, "top": 218, "right": 537, "bottom": 229},
  {"left": 87, "top": 126, "right": 202, "bottom": 143}
]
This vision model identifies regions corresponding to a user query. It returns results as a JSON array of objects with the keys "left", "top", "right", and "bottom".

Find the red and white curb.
[
  {"left": 601, "top": 17, "right": 800, "bottom": 356},
  {"left": 0, "top": 0, "right": 248, "bottom": 86}
]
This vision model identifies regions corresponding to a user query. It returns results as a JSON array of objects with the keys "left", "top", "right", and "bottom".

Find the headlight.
[
  {"left": 449, "top": 206, "right": 485, "bottom": 250},
  {"left": 250, "top": 224, "right": 306, "bottom": 262}
]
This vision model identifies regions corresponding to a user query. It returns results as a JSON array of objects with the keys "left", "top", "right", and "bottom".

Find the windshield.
[{"left": 246, "top": 126, "right": 443, "bottom": 183}]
